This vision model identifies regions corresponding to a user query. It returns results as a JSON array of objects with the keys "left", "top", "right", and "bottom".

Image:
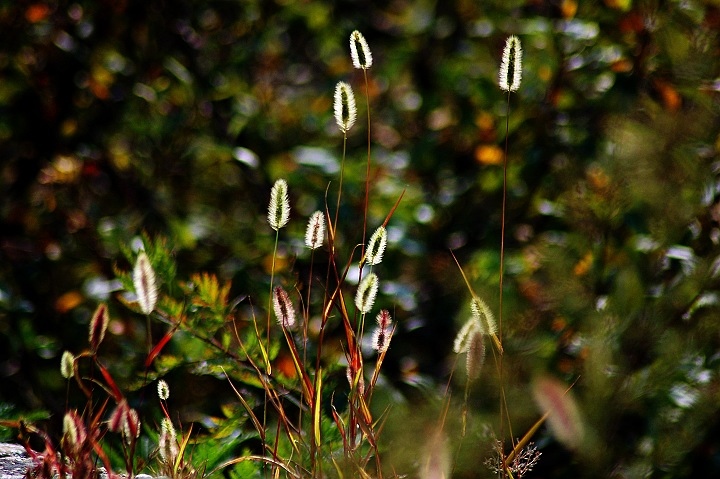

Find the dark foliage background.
[{"left": 2, "top": 0, "right": 720, "bottom": 477}]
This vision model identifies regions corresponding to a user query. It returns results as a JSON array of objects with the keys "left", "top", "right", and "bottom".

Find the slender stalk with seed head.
[
  {"left": 349, "top": 29, "right": 373, "bottom": 263},
  {"left": 333, "top": 82, "right": 357, "bottom": 236},
  {"left": 267, "top": 178, "right": 291, "bottom": 373},
  {"left": 133, "top": 250, "right": 158, "bottom": 353},
  {"left": 498, "top": 34, "right": 522, "bottom": 475},
  {"left": 265, "top": 178, "right": 290, "bottom": 476}
]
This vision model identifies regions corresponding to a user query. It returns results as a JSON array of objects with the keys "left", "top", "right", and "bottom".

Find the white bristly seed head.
[
  {"left": 365, "top": 226, "right": 387, "bottom": 266},
  {"left": 499, "top": 35, "right": 522, "bottom": 92},
  {"left": 157, "top": 379, "right": 170, "bottom": 401},
  {"left": 350, "top": 30, "right": 373, "bottom": 69},
  {"left": 273, "top": 286, "right": 296, "bottom": 328},
  {"left": 133, "top": 251, "right": 158, "bottom": 315},
  {"left": 268, "top": 179, "right": 290, "bottom": 231},
  {"left": 334, "top": 82, "right": 357, "bottom": 133},
  {"left": 61, "top": 350, "right": 75, "bottom": 379},
  {"left": 305, "top": 210, "right": 326, "bottom": 250},
  {"left": 355, "top": 272, "right": 379, "bottom": 314}
]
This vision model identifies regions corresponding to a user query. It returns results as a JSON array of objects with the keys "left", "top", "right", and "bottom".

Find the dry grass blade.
[
  {"left": 221, "top": 367, "right": 265, "bottom": 443},
  {"left": 312, "top": 369, "right": 322, "bottom": 450},
  {"left": 281, "top": 328, "right": 314, "bottom": 406},
  {"left": 212, "top": 455, "right": 301, "bottom": 479}
]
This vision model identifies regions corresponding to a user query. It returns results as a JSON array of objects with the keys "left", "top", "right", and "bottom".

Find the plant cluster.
[{"left": 4, "top": 3, "right": 720, "bottom": 479}]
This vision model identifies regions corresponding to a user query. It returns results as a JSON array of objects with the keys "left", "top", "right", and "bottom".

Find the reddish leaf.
[{"left": 145, "top": 327, "right": 177, "bottom": 368}]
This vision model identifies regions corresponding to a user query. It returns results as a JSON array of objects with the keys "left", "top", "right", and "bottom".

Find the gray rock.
[
  {"left": 0, "top": 443, "right": 158, "bottom": 479},
  {"left": 0, "top": 443, "right": 33, "bottom": 479}
]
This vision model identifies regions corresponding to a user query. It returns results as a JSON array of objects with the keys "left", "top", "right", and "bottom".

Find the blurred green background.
[{"left": 2, "top": 0, "right": 720, "bottom": 477}]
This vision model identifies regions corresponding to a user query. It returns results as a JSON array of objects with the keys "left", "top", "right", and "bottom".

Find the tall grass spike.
[
  {"left": 334, "top": 82, "right": 357, "bottom": 133},
  {"left": 89, "top": 303, "right": 109, "bottom": 352},
  {"left": 305, "top": 210, "right": 326, "bottom": 250},
  {"left": 268, "top": 178, "right": 290, "bottom": 231},
  {"left": 61, "top": 350, "right": 75, "bottom": 379},
  {"left": 499, "top": 35, "right": 522, "bottom": 92},
  {"left": 365, "top": 226, "right": 387, "bottom": 266},
  {"left": 350, "top": 30, "right": 373, "bottom": 69},
  {"left": 355, "top": 272, "right": 379, "bottom": 314},
  {"left": 273, "top": 286, "right": 296, "bottom": 328},
  {"left": 133, "top": 251, "right": 158, "bottom": 315}
]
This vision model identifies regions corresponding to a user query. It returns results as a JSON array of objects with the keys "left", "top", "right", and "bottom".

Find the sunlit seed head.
[
  {"left": 159, "top": 418, "right": 178, "bottom": 462},
  {"left": 376, "top": 309, "right": 392, "bottom": 329},
  {"left": 466, "top": 331, "right": 486, "bottom": 380},
  {"left": 62, "top": 412, "right": 80, "bottom": 451},
  {"left": 471, "top": 296, "right": 497, "bottom": 335},
  {"left": 89, "top": 303, "right": 109, "bottom": 353},
  {"left": 372, "top": 326, "right": 392, "bottom": 354},
  {"left": 453, "top": 318, "right": 483, "bottom": 354},
  {"left": 133, "top": 251, "right": 158, "bottom": 315},
  {"left": 123, "top": 408, "right": 141, "bottom": 439},
  {"left": 61, "top": 350, "right": 75, "bottom": 379},
  {"left": 273, "top": 286, "right": 296, "bottom": 328},
  {"left": 365, "top": 226, "right": 387, "bottom": 266},
  {"left": 305, "top": 210, "right": 326, "bottom": 250},
  {"left": 355, "top": 272, "right": 379, "bottom": 314},
  {"left": 108, "top": 401, "right": 127, "bottom": 433},
  {"left": 350, "top": 30, "right": 373, "bottom": 69},
  {"left": 160, "top": 417, "right": 176, "bottom": 439},
  {"left": 157, "top": 379, "right": 170, "bottom": 401},
  {"left": 268, "top": 179, "right": 290, "bottom": 231},
  {"left": 499, "top": 35, "right": 522, "bottom": 92},
  {"left": 334, "top": 82, "right": 357, "bottom": 134}
]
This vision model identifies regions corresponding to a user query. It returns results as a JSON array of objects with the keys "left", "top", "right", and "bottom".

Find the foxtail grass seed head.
[
  {"left": 124, "top": 407, "right": 141, "bottom": 439},
  {"left": 305, "top": 210, "right": 326, "bottom": 250},
  {"left": 268, "top": 179, "right": 290, "bottom": 231},
  {"left": 372, "top": 310, "right": 393, "bottom": 353},
  {"left": 89, "top": 303, "right": 109, "bottom": 352},
  {"left": 376, "top": 309, "right": 392, "bottom": 329},
  {"left": 157, "top": 379, "right": 170, "bottom": 401},
  {"left": 453, "top": 318, "right": 483, "bottom": 354},
  {"left": 355, "top": 272, "right": 379, "bottom": 314},
  {"left": 61, "top": 350, "right": 75, "bottom": 379},
  {"left": 350, "top": 30, "right": 373, "bottom": 69},
  {"left": 466, "top": 330, "right": 486, "bottom": 380},
  {"left": 109, "top": 399, "right": 140, "bottom": 439},
  {"left": 273, "top": 286, "right": 296, "bottom": 328},
  {"left": 365, "top": 226, "right": 387, "bottom": 266},
  {"left": 133, "top": 251, "right": 158, "bottom": 315},
  {"left": 471, "top": 296, "right": 497, "bottom": 336},
  {"left": 62, "top": 411, "right": 86, "bottom": 453},
  {"left": 372, "top": 327, "right": 392, "bottom": 353},
  {"left": 159, "top": 418, "right": 178, "bottom": 462},
  {"left": 334, "top": 82, "right": 357, "bottom": 133},
  {"left": 532, "top": 375, "right": 585, "bottom": 449},
  {"left": 499, "top": 35, "right": 522, "bottom": 92},
  {"left": 109, "top": 400, "right": 128, "bottom": 433}
]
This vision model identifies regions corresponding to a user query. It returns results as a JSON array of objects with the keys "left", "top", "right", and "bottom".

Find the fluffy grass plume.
[
  {"left": 372, "top": 309, "right": 393, "bottom": 353},
  {"left": 61, "top": 350, "right": 75, "bottom": 379},
  {"left": 334, "top": 81, "right": 357, "bottom": 133},
  {"left": 89, "top": 303, "right": 109, "bottom": 352},
  {"left": 499, "top": 35, "right": 522, "bottom": 92},
  {"left": 305, "top": 210, "right": 326, "bottom": 250},
  {"left": 268, "top": 178, "right": 290, "bottom": 231},
  {"left": 365, "top": 225, "right": 387, "bottom": 266},
  {"left": 532, "top": 375, "right": 585, "bottom": 450},
  {"left": 273, "top": 286, "right": 296, "bottom": 328},
  {"left": 349, "top": 30, "right": 372, "bottom": 69},
  {"left": 133, "top": 251, "right": 157, "bottom": 315},
  {"left": 355, "top": 272, "right": 379, "bottom": 314}
]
